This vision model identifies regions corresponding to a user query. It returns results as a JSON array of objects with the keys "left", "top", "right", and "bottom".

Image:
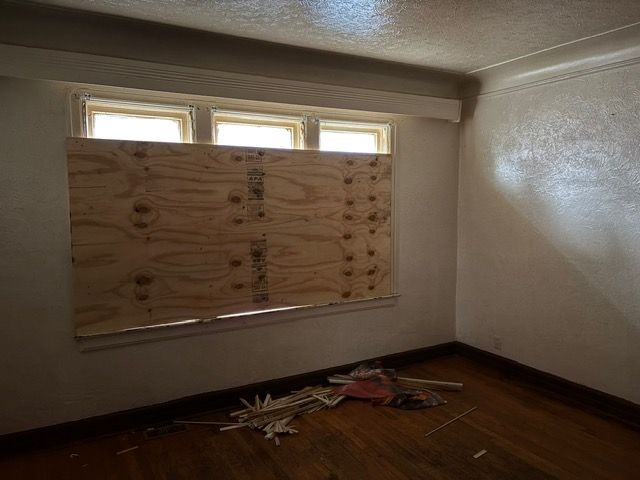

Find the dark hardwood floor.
[{"left": 2, "top": 355, "right": 639, "bottom": 479}]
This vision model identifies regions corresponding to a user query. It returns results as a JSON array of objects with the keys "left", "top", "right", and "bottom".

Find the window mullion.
[
  {"left": 193, "top": 103, "right": 212, "bottom": 144},
  {"left": 303, "top": 115, "right": 320, "bottom": 150}
]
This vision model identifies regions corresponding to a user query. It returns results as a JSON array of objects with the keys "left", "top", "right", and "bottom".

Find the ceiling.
[{"left": 31, "top": 0, "right": 640, "bottom": 73}]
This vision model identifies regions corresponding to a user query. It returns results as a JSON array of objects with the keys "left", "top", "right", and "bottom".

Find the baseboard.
[
  {"left": 454, "top": 342, "right": 640, "bottom": 430},
  {"left": 0, "top": 342, "right": 456, "bottom": 455}
]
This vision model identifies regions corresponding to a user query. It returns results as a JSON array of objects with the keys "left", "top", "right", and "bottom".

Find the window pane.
[
  {"left": 92, "top": 113, "right": 183, "bottom": 142},
  {"left": 216, "top": 123, "right": 293, "bottom": 149},
  {"left": 320, "top": 130, "right": 378, "bottom": 153}
]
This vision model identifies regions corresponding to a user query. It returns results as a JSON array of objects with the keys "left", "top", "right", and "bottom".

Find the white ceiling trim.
[
  {"left": 463, "top": 22, "right": 640, "bottom": 98},
  {"left": 0, "top": 44, "right": 461, "bottom": 121}
]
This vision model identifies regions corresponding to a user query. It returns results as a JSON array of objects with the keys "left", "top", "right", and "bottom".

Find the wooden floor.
[{"left": 2, "top": 355, "right": 639, "bottom": 479}]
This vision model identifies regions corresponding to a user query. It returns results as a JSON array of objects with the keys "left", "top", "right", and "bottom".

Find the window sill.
[{"left": 77, "top": 294, "right": 400, "bottom": 352}]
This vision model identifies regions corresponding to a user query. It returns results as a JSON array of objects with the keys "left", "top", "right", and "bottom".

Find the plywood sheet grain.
[{"left": 67, "top": 138, "right": 392, "bottom": 336}]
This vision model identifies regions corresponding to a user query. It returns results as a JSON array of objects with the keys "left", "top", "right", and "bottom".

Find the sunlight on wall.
[{"left": 487, "top": 77, "right": 640, "bottom": 323}]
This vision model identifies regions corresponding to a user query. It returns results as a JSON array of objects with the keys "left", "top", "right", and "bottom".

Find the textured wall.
[
  {"left": 458, "top": 64, "right": 640, "bottom": 403},
  {"left": 0, "top": 77, "right": 459, "bottom": 434}
]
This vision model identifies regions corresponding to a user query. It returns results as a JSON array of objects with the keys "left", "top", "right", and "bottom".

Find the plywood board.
[{"left": 67, "top": 138, "right": 392, "bottom": 336}]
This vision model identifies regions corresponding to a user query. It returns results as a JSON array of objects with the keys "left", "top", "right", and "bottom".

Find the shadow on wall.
[{"left": 457, "top": 68, "right": 640, "bottom": 403}]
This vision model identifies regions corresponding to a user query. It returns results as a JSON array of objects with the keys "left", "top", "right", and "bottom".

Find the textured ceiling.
[{"left": 30, "top": 0, "right": 640, "bottom": 73}]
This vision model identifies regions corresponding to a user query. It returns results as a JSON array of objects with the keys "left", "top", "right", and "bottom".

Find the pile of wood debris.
[
  {"left": 227, "top": 386, "right": 346, "bottom": 446},
  {"left": 175, "top": 364, "right": 463, "bottom": 446}
]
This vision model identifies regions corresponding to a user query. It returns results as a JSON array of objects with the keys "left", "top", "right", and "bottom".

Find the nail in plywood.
[{"left": 67, "top": 138, "right": 392, "bottom": 336}]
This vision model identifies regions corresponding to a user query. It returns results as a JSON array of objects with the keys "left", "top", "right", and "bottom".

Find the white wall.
[
  {"left": 0, "top": 77, "right": 459, "bottom": 434},
  {"left": 457, "top": 63, "right": 640, "bottom": 403}
]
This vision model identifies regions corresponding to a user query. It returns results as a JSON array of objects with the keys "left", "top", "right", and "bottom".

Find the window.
[
  {"left": 320, "top": 121, "right": 389, "bottom": 154},
  {"left": 84, "top": 98, "right": 193, "bottom": 143},
  {"left": 69, "top": 92, "right": 395, "bottom": 337},
  {"left": 76, "top": 92, "right": 392, "bottom": 153},
  {"left": 212, "top": 111, "right": 303, "bottom": 149}
]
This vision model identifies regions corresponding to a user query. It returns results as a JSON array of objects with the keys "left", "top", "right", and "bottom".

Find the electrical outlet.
[{"left": 493, "top": 336, "right": 502, "bottom": 351}]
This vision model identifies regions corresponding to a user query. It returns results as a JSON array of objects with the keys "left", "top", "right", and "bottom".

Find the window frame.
[
  {"left": 211, "top": 110, "right": 304, "bottom": 150},
  {"left": 83, "top": 97, "right": 195, "bottom": 143},
  {"left": 319, "top": 120, "right": 390, "bottom": 154},
  {"left": 74, "top": 91, "right": 393, "bottom": 155}
]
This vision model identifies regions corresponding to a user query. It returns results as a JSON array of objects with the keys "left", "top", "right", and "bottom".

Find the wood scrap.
[
  {"left": 327, "top": 375, "right": 463, "bottom": 392},
  {"left": 218, "top": 386, "right": 345, "bottom": 446},
  {"left": 397, "top": 377, "right": 463, "bottom": 391},
  {"left": 424, "top": 406, "right": 478, "bottom": 437},
  {"left": 115, "top": 446, "right": 139, "bottom": 455},
  {"left": 174, "top": 421, "right": 247, "bottom": 426},
  {"left": 473, "top": 449, "right": 487, "bottom": 458}
]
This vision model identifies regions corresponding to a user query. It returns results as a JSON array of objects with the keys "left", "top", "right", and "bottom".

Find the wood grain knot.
[
  {"left": 230, "top": 196, "right": 242, "bottom": 204},
  {"left": 345, "top": 255, "right": 354, "bottom": 262},
  {"left": 134, "top": 222, "right": 148, "bottom": 229},
  {"left": 234, "top": 155, "right": 243, "bottom": 162},
  {"left": 346, "top": 159, "right": 354, "bottom": 166},
  {"left": 233, "top": 283, "right": 244, "bottom": 290},
  {"left": 135, "top": 274, "right": 153, "bottom": 285},
  {"left": 230, "top": 259, "right": 242, "bottom": 267},
  {"left": 343, "top": 270, "right": 353, "bottom": 277},
  {"left": 367, "top": 268, "right": 376, "bottom": 276},
  {"left": 342, "top": 291, "right": 351, "bottom": 298},
  {"left": 343, "top": 233, "right": 352, "bottom": 240},
  {"left": 368, "top": 285, "right": 375, "bottom": 290},
  {"left": 133, "top": 204, "right": 150, "bottom": 214},
  {"left": 344, "top": 214, "right": 353, "bottom": 221},
  {"left": 136, "top": 294, "right": 149, "bottom": 301},
  {"left": 346, "top": 199, "right": 354, "bottom": 206},
  {"left": 134, "top": 151, "right": 147, "bottom": 159},
  {"left": 344, "top": 177, "right": 353, "bottom": 184},
  {"left": 369, "top": 228, "right": 376, "bottom": 234},
  {"left": 369, "top": 161, "right": 378, "bottom": 167},
  {"left": 369, "top": 195, "right": 376, "bottom": 202},
  {"left": 368, "top": 214, "right": 377, "bottom": 222},
  {"left": 368, "top": 250, "right": 375, "bottom": 256},
  {"left": 234, "top": 218, "right": 244, "bottom": 225},
  {"left": 370, "top": 175, "right": 377, "bottom": 181},
  {"left": 258, "top": 150, "right": 265, "bottom": 156}
]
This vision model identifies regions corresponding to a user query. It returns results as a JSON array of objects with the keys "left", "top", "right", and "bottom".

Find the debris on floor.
[
  {"left": 328, "top": 362, "right": 463, "bottom": 392},
  {"left": 175, "top": 361, "right": 463, "bottom": 446},
  {"left": 144, "top": 423, "right": 187, "bottom": 439},
  {"left": 424, "top": 406, "right": 478, "bottom": 437},
  {"left": 473, "top": 449, "right": 487, "bottom": 459},
  {"left": 225, "top": 386, "right": 345, "bottom": 445},
  {"left": 330, "top": 362, "right": 448, "bottom": 408},
  {"left": 115, "top": 445, "right": 139, "bottom": 455}
]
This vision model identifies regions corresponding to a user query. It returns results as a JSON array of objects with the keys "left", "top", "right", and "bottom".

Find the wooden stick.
[
  {"left": 115, "top": 446, "right": 139, "bottom": 455},
  {"left": 327, "top": 377, "right": 355, "bottom": 385},
  {"left": 174, "top": 420, "right": 247, "bottom": 426},
  {"left": 424, "top": 407, "right": 477, "bottom": 437},
  {"left": 220, "top": 424, "right": 249, "bottom": 431},
  {"left": 473, "top": 449, "right": 487, "bottom": 459},
  {"left": 398, "top": 377, "right": 463, "bottom": 391}
]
